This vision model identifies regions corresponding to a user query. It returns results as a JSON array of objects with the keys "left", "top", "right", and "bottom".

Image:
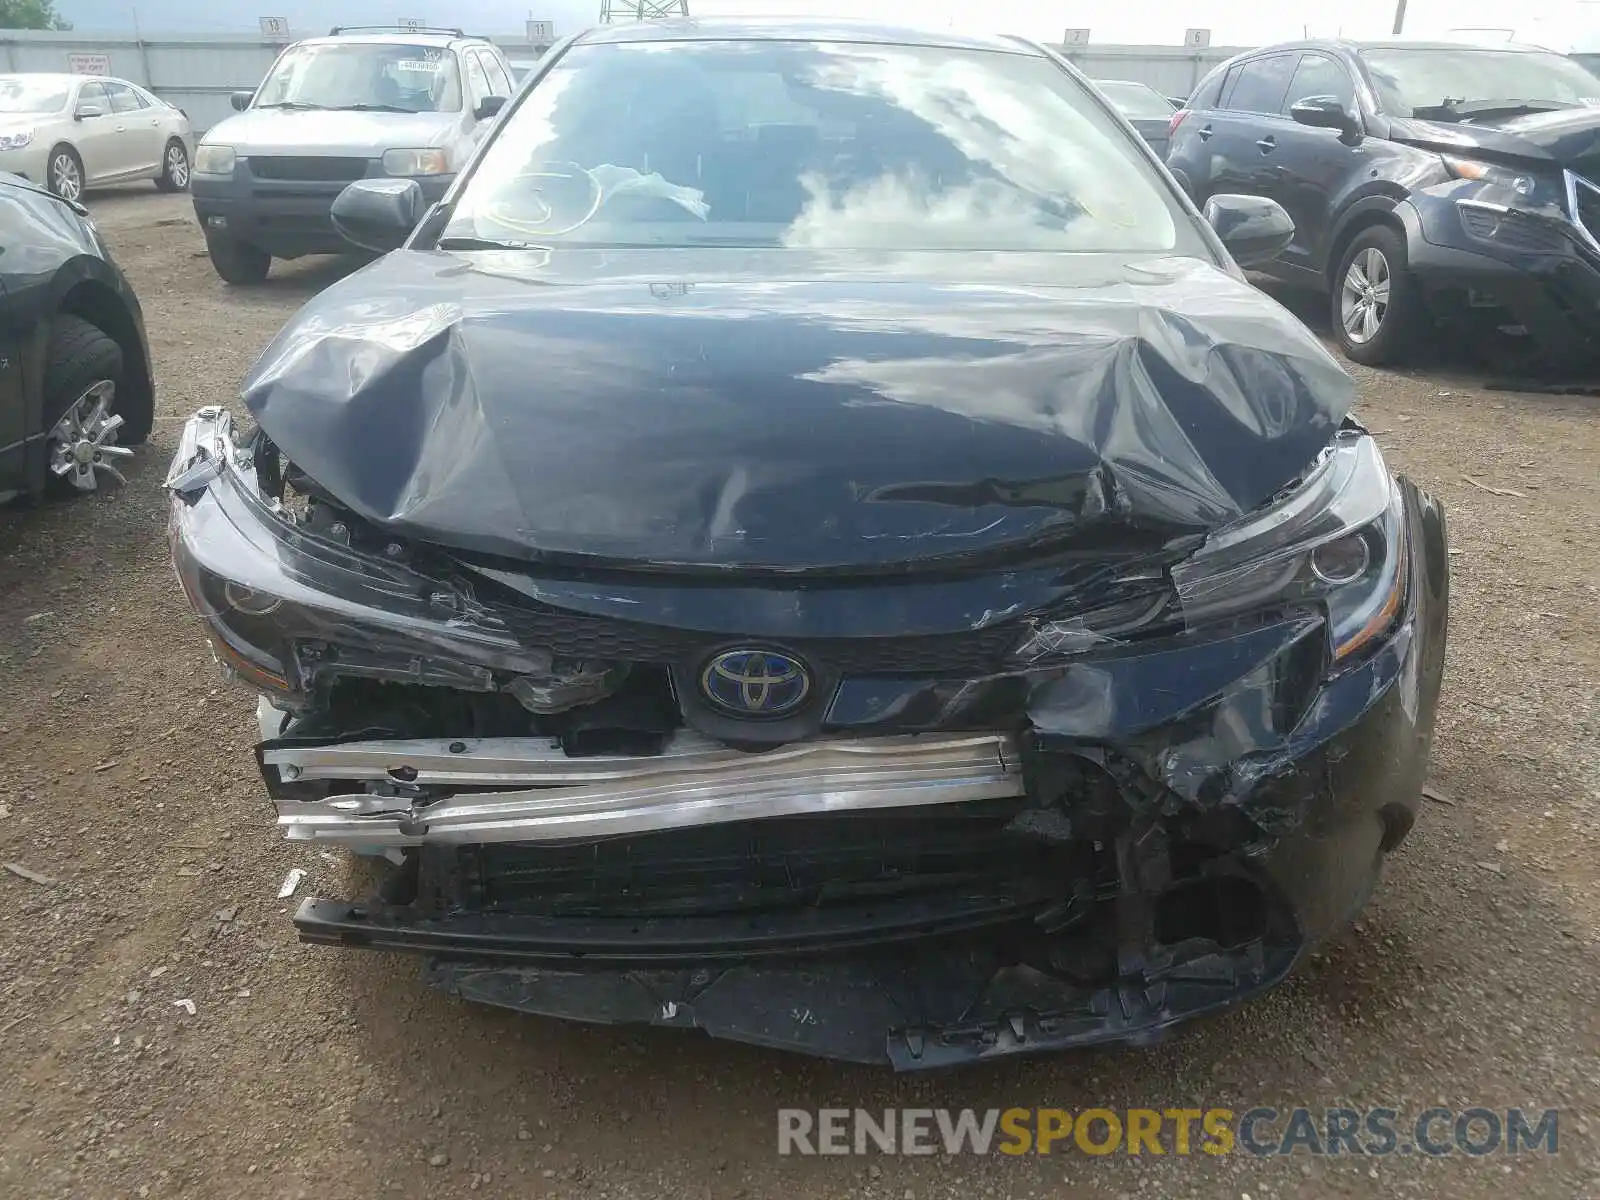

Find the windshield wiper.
[
  {"left": 1414, "top": 97, "right": 1579, "bottom": 121},
  {"left": 256, "top": 100, "right": 327, "bottom": 110},
  {"left": 335, "top": 102, "right": 420, "bottom": 113},
  {"left": 436, "top": 235, "right": 548, "bottom": 250}
]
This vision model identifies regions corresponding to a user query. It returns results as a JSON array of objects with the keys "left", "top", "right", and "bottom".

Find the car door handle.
[
  {"left": 1256, "top": 136, "right": 1276, "bottom": 153},
  {"left": 1197, "top": 124, "right": 1213, "bottom": 141}
]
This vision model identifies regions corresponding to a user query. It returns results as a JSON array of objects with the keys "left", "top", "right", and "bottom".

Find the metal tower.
[{"left": 599, "top": 0, "right": 690, "bottom": 21}]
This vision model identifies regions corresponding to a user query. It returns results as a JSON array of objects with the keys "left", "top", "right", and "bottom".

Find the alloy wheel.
[
  {"left": 1339, "top": 247, "right": 1390, "bottom": 344},
  {"left": 167, "top": 143, "right": 189, "bottom": 188},
  {"left": 50, "top": 152, "right": 82, "bottom": 201},
  {"left": 48, "top": 380, "right": 132, "bottom": 491}
]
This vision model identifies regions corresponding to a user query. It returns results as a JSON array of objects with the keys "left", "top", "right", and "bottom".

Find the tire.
[
  {"left": 46, "top": 144, "right": 84, "bottom": 203},
  {"left": 1330, "top": 225, "right": 1423, "bottom": 366},
  {"left": 42, "top": 315, "right": 130, "bottom": 496},
  {"left": 155, "top": 138, "right": 190, "bottom": 192},
  {"left": 205, "top": 233, "right": 271, "bottom": 285}
]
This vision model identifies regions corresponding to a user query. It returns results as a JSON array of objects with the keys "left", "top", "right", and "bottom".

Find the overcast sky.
[{"left": 55, "top": 0, "right": 1594, "bottom": 47}]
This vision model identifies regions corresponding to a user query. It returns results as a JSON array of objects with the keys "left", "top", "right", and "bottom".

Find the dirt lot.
[{"left": 0, "top": 190, "right": 1596, "bottom": 1200}]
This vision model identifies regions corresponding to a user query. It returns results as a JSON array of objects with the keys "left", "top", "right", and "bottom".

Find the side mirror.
[
  {"left": 331, "top": 178, "right": 424, "bottom": 253},
  {"left": 230, "top": 91, "right": 253, "bottom": 112},
  {"left": 1290, "top": 95, "right": 1363, "bottom": 146},
  {"left": 473, "top": 94, "right": 507, "bottom": 122},
  {"left": 74, "top": 103, "right": 104, "bottom": 120},
  {"left": 1203, "top": 194, "right": 1295, "bottom": 268}
]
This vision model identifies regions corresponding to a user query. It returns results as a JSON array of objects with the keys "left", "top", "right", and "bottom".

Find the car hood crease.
[{"left": 240, "top": 248, "right": 1355, "bottom": 570}]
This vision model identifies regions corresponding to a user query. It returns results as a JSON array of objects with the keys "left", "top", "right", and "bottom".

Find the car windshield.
[
  {"left": 0, "top": 77, "right": 71, "bottom": 114},
  {"left": 1095, "top": 80, "right": 1175, "bottom": 119},
  {"left": 254, "top": 41, "right": 462, "bottom": 112},
  {"left": 442, "top": 39, "right": 1186, "bottom": 252},
  {"left": 1360, "top": 46, "right": 1600, "bottom": 116}
]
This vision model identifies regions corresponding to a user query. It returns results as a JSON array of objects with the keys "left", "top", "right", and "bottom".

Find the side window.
[
  {"left": 463, "top": 51, "right": 493, "bottom": 108},
  {"left": 1283, "top": 53, "right": 1357, "bottom": 111},
  {"left": 76, "top": 81, "right": 110, "bottom": 113},
  {"left": 105, "top": 81, "right": 148, "bottom": 113},
  {"left": 1189, "top": 69, "right": 1226, "bottom": 110},
  {"left": 481, "top": 51, "right": 514, "bottom": 96},
  {"left": 1224, "top": 54, "right": 1297, "bottom": 114}
]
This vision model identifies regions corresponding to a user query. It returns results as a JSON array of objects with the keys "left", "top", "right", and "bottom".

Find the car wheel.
[
  {"left": 47, "top": 145, "right": 84, "bottom": 203},
  {"left": 205, "top": 233, "right": 271, "bottom": 285},
  {"left": 43, "top": 315, "right": 135, "bottom": 494},
  {"left": 156, "top": 139, "right": 190, "bottom": 192},
  {"left": 1331, "top": 225, "right": 1421, "bottom": 366}
]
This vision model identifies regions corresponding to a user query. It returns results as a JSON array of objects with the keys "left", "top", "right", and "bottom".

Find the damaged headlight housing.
[
  {"left": 1170, "top": 431, "right": 1407, "bottom": 664},
  {"left": 1010, "top": 432, "right": 1406, "bottom": 668},
  {"left": 164, "top": 408, "right": 552, "bottom": 705}
]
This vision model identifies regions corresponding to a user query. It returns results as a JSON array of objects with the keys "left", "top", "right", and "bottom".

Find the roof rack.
[{"left": 327, "top": 24, "right": 466, "bottom": 36}]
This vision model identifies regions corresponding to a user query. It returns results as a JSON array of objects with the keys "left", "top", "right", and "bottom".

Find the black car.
[
  {"left": 1167, "top": 38, "right": 1600, "bottom": 366},
  {"left": 0, "top": 172, "right": 153, "bottom": 501},
  {"left": 1093, "top": 78, "right": 1181, "bottom": 155},
  {"left": 165, "top": 20, "right": 1449, "bottom": 1070}
]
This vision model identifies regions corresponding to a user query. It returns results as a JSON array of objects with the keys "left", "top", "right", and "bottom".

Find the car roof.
[
  {"left": 295, "top": 32, "right": 485, "bottom": 49},
  {"left": 1226, "top": 36, "right": 1557, "bottom": 55},
  {"left": 573, "top": 17, "right": 1038, "bottom": 56},
  {"left": 0, "top": 72, "right": 141, "bottom": 86}
]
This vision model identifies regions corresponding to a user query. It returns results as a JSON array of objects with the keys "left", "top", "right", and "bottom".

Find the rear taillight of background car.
[{"left": 1168, "top": 108, "right": 1190, "bottom": 138}]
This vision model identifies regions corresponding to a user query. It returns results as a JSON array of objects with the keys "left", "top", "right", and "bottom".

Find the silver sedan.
[{"left": 0, "top": 73, "right": 196, "bottom": 201}]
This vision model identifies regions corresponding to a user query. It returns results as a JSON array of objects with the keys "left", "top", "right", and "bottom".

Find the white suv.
[{"left": 190, "top": 26, "right": 517, "bottom": 283}]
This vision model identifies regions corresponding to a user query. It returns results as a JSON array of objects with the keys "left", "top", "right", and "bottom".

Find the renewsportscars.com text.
[{"left": 777, "top": 1107, "right": 1559, "bottom": 1157}]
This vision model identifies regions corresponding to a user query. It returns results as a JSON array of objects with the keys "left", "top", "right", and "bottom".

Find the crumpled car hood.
[{"left": 241, "top": 247, "right": 1354, "bottom": 570}]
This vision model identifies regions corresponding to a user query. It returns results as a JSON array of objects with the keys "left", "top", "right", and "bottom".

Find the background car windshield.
[
  {"left": 255, "top": 42, "right": 462, "bottom": 112},
  {"left": 0, "top": 77, "right": 70, "bottom": 114},
  {"left": 1096, "top": 80, "right": 1175, "bottom": 119},
  {"left": 444, "top": 40, "right": 1184, "bottom": 251},
  {"left": 1361, "top": 47, "right": 1600, "bottom": 114}
]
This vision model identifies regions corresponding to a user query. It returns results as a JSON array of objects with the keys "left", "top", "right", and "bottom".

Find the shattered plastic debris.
[
  {"left": 172, "top": 998, "right": 197, "bottom": 1015},
  {"left": 277, "top": 868, "right": 307, "bottom": 899}
]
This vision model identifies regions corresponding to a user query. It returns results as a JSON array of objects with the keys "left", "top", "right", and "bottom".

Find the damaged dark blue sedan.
[{"left": 164, "top": 19, "right": 1449, "bottom": 1069}]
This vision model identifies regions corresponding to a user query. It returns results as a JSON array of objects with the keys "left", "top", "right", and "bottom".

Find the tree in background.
[{"left": 0, "top": 0, "right": 73, "bottom": 29}]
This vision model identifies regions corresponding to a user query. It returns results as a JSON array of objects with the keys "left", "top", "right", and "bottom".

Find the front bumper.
[
  {"left": 191, "top": 162, "right": 453, "bottom": 257},
  {"left": 1400, "top": 189, "right": 1600, "bottom": 364},
  {"left": 168, "top": 413, "right": 1450, "bottom": 1068},
  {"left": 0, "top": 144, "right": 50, "bottom": 185}
]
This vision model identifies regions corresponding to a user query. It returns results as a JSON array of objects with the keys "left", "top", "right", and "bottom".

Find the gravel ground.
[{"left": 0, "top": 190, "right": 1596, "bottom": 1200}]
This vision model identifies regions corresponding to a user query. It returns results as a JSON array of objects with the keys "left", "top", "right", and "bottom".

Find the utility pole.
[
  {"left": 599, "top": 0, "right": 690, "bottom": 21},
  {"left": 1392, "top": 0, "right": 1407, "bottom": 35}
]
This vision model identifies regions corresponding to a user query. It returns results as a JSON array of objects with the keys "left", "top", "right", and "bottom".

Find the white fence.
[
  {"left": 0, "top": 30, "right": 557, "bottom": 131},
  {"left": 0, "top": 30, "right": 1245, "bottom": 133}
]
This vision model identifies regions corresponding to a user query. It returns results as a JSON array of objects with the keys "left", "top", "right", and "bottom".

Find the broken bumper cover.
[
  {"left": 304, "top": 906, "right": 1300, "bottom": 1069},
  {"left": 286, "top": 501, "right": 1446, "bottom": 1068},
  {"left": 168, "top": 410, "right": 1449, "bottom": 1068}
]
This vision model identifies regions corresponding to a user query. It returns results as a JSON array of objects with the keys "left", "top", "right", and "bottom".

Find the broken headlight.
[
  {"left": 1171, "top": 431, "right": 1407, "bottom": 664},
  {"left": 165, "top": 408, "right": 552, "bottom": 704}
]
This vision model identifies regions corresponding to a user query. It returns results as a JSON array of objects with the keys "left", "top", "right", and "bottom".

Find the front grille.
[
  {"left": 486, "top": 596, "right": 1020, "bottom": 675},
  {"left": 248, "top": 155, "right": 370, "bottom": 182},
  {"left": 1458, "top": 204, "right": 1573, "bottom": 255},
  {"left": 1565, "top": 170, "right": 1600, "bottom": 253},
  {"left": 420, "top": 798, "right": 1086, "bottom": 918}
]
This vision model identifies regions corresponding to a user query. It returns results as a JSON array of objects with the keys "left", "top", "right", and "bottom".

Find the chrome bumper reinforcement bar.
[{"left": 269, "top": 731, "right": 1024, "bottom": 846}]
